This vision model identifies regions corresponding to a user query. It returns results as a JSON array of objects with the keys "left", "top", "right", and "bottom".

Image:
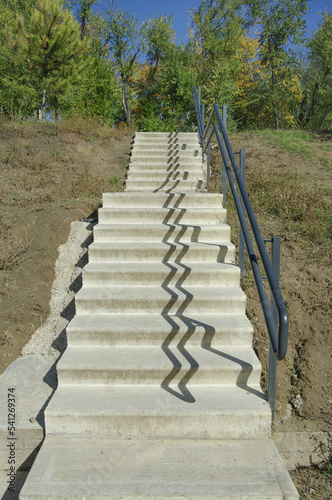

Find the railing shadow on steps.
[
  {"left": 159, "top": 192, "right": 262, "bottom": 405},
  {"left": 193, "top": 86, "right": 289, "bottom": 420}
]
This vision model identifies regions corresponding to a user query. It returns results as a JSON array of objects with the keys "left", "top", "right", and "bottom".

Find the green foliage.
[
  {"left": 0, "top": 0, "right": 37, "bottom": 117},
  {"left": 248, "top": 0, "right": 309, "bottom": 129},
  {"left": 0, "top": 0, "right": 330, "bottom": 131},
  {"left": 299, "top": 11, "right": 332, "bottom": 129},
  {"left": 159, "top": 44, "right": 196, "bottom": 129},
  {"left": 61, "top": 15, "right": 122, "bottom": 122},
  {"left": 102, "top": 8, "right": 142, "bottom": 127},
  {"left": 4, "top": 0, "right": 88, "bottom": 119},
  {"left": 135, "top": 15, "right": 177, "bottom": 131},
  {"left": 190, "top": 0, "right": 245, "bottom": 126},
  {"left": 142, "top": 14, "right": 175, "bottom": 79}
]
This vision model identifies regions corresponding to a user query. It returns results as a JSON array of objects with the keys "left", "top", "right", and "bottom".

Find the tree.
[
  {"left": 299, "top": 10, "right": 332, "bottom": 128},
  {"left": 102, "top": 8, "right": 142, "bottom": 127},
  {"left": 159, "top": 44, "right": 196, "bottom": 128},
  {"left": 248, "top": 0, "right": 308, "bottom": 128},
  {"left": 131, "top": 14, "right": 176, "bottom": 130},
  {"left": 189, "top": 0, "right": 245, "bottom": 117},
  {"left": 6, "top": 0, "right": 88, "bottom": 120},
  {"left": 233, "top": 34, "right": 302, "bottom": 129},
  {"left": 75, "top": 0, "right": 98, "bottom": 37},
  {"left": 63, "top": 13, "right": 121, "bottom": 122},
  {"left": 142, "top": 14, "right": 175, "bottom": 81},
  {"left": 0, "top": 0, "right": 37, "bottom": 117}
]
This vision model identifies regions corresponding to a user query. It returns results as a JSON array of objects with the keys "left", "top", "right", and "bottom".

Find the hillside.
[{"left": 0, "top": 119, "right": 331, "bottom": 498}]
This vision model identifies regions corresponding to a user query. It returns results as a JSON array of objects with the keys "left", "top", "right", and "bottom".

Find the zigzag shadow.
[{"left": 160, "top": 192, "right": 261, "bottom": 402}]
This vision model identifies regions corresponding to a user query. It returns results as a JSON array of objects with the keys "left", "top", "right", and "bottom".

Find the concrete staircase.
[{"left": 20, "top": 132, "right": 298, "bottom": 499}]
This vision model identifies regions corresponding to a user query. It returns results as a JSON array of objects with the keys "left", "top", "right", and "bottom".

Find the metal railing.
[{"left": 193, "top": 87, "right": 289, "bottom": 420}]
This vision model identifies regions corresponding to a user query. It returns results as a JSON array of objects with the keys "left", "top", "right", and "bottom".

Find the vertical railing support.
[
  {"left": 239, "top": 148, "right": 246, "bottom": 278},
  {"left": 268, "top": 236, "right": 281, "bottom": 421},
  {"left": 222, "top": 104, "right": 227, "bottom": 205},
  {"left": 207, "top": 139, "right": 211, "bottom": 190},
  {"left": 202, "top": 102, "right": 205, "bottom": 164}
]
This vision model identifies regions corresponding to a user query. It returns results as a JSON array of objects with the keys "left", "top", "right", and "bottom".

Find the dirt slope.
[
  {"left": 0, "top": 119, "right": 132, "bottom": 372},
  {"left": 0, "top": 122, "right": 331, "bottom": 498}
]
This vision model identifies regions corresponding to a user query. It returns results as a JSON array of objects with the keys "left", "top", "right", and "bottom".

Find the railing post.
[
  {"left": 202, "top": 102, "right": 205, "bottom": 164},
  {"left": 239, "top": 149, "right": 246, "bottom": 278},
  {"left": 268, "top": 236, "right": 281, "bottom": 421},
  {"left": 222, "top": 104, "right": 227, "bottom": 205},
  {"left": 207, "top": 139, "right": 211, "bottom": 191}
]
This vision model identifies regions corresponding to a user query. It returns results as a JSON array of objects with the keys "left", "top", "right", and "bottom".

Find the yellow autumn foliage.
[{"left": 234, "top": 35, "right": 302, "bottom": 128}]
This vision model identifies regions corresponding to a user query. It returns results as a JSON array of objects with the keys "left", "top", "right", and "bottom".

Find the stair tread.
[
  {"left": 93, "top": 223, "right": 231, "bottom": 243},
  {"left": 66, "top": 312, "right": 254, "bottom": 347},
  {"left": 102, "top": 192, "right": 223, "bottom": 207},
  {"left": 94, "top": 221, "right": 230, "bottom": 230},
  {"left": 58, "top": 345, "right": 262, "bottom": 374},
  {"left": 84, "top": 261, "right": 239, "bottom": 274},
  {"left": 46, "top": 384, "right": 269, "bottom": 416},
  {"left": 75, "top": 285, "right": 246, "bottom": 301},
  {"left": 89, "top": 240, "right": 232, "bottom": 249},
  {"left": 98, "top": 205, "right": 220, "bottom": 214},
  {"left": 20, "top": 437, "right": 298, "bottom": 499},
  {"left": 88, "top": 240, "right": 235, "bottom": 264}
]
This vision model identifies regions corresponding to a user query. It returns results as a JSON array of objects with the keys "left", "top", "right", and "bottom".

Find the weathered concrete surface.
[
  {"left": 272, "top": 431, "right": 331, "bottom": 470},
  {"left": 19, "top": 438, "right": 299, "bottom": 499}
]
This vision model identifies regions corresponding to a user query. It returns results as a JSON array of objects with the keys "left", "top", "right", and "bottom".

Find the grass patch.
[
  {"left": 246, "top": 166, "right": 331, "bottom": 245},
  {"left": 209, "top": 130, "right": 332, "bottom": 248},
  {"left": 258, "top": 129, "right": 313, "bottom": 158}
]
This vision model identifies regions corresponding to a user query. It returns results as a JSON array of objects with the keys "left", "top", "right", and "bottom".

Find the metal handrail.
[{"left": 193, "top": 87, "right": 289, "bottom": 417}]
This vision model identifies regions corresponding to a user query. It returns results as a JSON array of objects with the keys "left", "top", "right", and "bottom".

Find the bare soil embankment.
[{"left": 0, "top": 121, "right": 331, "bottom": 498}]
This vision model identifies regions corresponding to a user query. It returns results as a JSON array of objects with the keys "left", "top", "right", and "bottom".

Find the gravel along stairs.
[{"left": 20, "top": 132, "right": 298, "bottom": 499}]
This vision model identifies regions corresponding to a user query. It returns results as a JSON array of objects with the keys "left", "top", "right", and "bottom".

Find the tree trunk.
[
  {"left": 122, "top": 80, "right": 131, "bottom": 128},
  {"left": 39, "top": 87, "right": 46, "bottom": 121},
  {"left": 271, "top": 69, "right": 279, "bottom": 130},
  {"left": 54, "top": 96, "right": 59, "bottom": 121}
]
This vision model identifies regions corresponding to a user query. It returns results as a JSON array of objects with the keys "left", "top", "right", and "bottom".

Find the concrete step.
[
  {"left": 125, "top": 179, "right": 205, "bottom": 191},
  {"left": 133, "top": 134, "right": 199, "bottom": 142},
  {"left": 93, "top": 222, "right": 231, "bottom": 243},
  {"left": 66, "top": 313, "right": 254, "bottom": 348},
  {"left": 88, "top": 241, "right": 235, "bottom": 264},
  {"left": 129, "top": 154, "right": 202, "bottom": 168},
  {"left": 20, "top": 437, "right": 299, "bottom": 499},
  {"left": 132, "top": 143, "right": 200, "bottom": 152},
  {"left": 133, "top": 140, "right": 200, "bottom": 147},
  {"left": 102, "top": 192, "right": 223, "bottom": 208},
  {"left": 135, "top": 132, "right": 199, "bottom": 139},
  {"left": 82, "top": 262, "right": 240, "bottom": 287},
  {"left": 45, "top": 385, "right": 271, "bottom": 439},
  {"left": 129, "top": 160, "right": 203, "bottom": 169},
  {"left": 128, "top": 162, "right": 203, "bottom": 171},
  {"left": 127, "top": 169, "right": 204, "bottom": 180},
  {"left": 56, "top": 345, "right": 262, "bottom": 387},
  {"left": 98, "top": 207, "right": 226, "bottom": 224},
  {"left": 131, "top": 150, "right": 201, "bottom": 159},
  {"left": 74, "top": 286, "right": 246, "bottom": 315}
]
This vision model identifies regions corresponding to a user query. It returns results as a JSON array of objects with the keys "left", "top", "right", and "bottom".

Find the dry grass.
[
  {"left": 208, "top": 133, "right": 332, "bottom": 248},
  {"left": 245, "top": 167, "right": 331, "bottom": 247},
  {"left": 0, "top": 116, "right": 132, "bottom": 270}
]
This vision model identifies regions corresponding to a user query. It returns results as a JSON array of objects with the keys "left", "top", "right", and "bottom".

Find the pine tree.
[{"left": 6, "top": 0, "right": 88, "bottom": 119}]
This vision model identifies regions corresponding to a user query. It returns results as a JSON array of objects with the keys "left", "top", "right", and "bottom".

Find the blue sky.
[{"left": 96, "top": 0, "right": 331, "bottom": 44}]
